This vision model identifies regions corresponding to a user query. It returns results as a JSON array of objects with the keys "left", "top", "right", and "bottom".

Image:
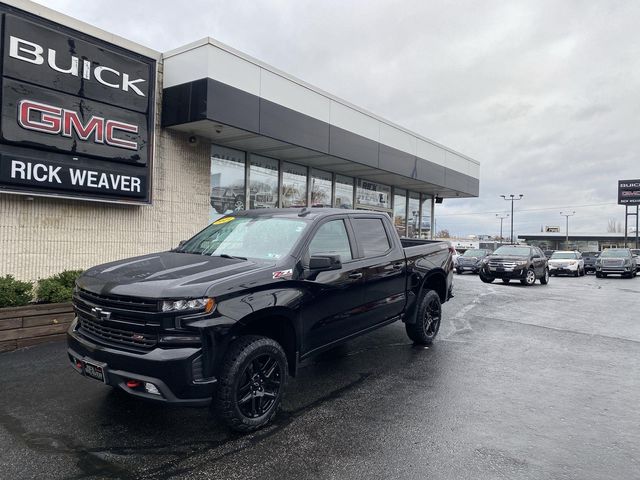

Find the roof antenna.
[{"left": 298, "top": 207, "right": 312, "bottom": 217}]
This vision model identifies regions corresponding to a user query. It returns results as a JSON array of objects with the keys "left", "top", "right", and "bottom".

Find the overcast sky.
[{"left": 39, "top": 0, "right": 640, "bottom": 238}]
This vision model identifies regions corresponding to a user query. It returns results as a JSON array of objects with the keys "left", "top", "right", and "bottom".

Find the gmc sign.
[
  {"left": 0, "top": 9, "right": 155, "bottom": 203},
  {"left": 618, "top": 179, "right": 640, "bottom": 205}
]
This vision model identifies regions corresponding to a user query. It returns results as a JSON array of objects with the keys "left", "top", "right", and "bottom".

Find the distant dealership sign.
[
  {"left": 0, "top": 8, "right": 155, "bottom": 203},
  {"left": 618, "top": 179, "right": 640, "bottom": 205}
]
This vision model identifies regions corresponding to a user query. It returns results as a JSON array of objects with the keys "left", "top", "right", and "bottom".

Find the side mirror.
[
  {"left": 178, "top": 240, "right": 187, "bottom": 248},
  {"left": 309, "top": 254, "right": 342, "bottom": 271}
]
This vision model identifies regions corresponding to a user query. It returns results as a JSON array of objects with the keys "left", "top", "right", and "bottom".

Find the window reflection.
[
  {"left": 210, "top": 145, "right": 246, "bottom": 221},
  {"left": 421, "top": 194, "right": 432, "bottom": 238},
  {"left": 249, "top": 155, "right": 278, "bottom": 209},
  {"left": 311, "top": 169, "right": 332, "bottom": 207},
  {"left": 282, "top": 162, "right": 307, "bottom": 207},
  {"left": 393, "top": 189, "right": 407, "bottom": 237},
  {"left": 356, "top": 179, "right": 391, "bottom": 210},
  {"left": 334, "top": 175, "right": 354, "bottom": 209},
  {"left": 407, "top": 192, "right": 420, "bottom": 238}
]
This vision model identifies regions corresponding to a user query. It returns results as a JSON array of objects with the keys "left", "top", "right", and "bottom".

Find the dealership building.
[{"left": 0, "top": 0, "right": 480, "bottom": 282}]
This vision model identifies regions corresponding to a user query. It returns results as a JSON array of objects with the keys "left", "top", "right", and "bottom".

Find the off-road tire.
[
  {"left": 213, "top": 335, "right": 288, "bottom": 433},
  {"left": 406, "top": 289, "right": 441, "bottom": 345}
]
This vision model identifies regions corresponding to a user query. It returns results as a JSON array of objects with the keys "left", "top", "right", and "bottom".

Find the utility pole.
[
  {"left": 496, "top": 214, "right": 509, "bottom": 243},
  {"left": 500, "top": 194, "right": 523, "bottom": 244},
  {"left": 560, "top": 211, "right": 576, "bottom": 248}
]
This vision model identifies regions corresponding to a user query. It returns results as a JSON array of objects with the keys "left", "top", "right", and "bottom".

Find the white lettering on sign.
[
  {"left": 9, "top": 36, "right": 146, "bottom": 97},
  {"left": 7, "top": 159, "right": 141, "bottom": 193},
  {"left": 10, "top": 160, "right": 62, "bottom": 183},
  {"left": 18, "top": 99, "right": 138, "bottom": 151},
  {"left": 68, "top": 168, "right": 141, "bottom": 192}
]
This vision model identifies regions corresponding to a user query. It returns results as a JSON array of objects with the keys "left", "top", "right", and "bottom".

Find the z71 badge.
[{"left": 272, "top": 269, "right": 293, "bottom": 279}]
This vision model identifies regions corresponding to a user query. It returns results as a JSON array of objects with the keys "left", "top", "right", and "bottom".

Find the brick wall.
[{"left": 0, "top": 63, "right": 212, "bottom": 283}]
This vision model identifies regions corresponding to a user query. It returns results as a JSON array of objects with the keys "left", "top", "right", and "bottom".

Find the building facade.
[
  {"left": 0, "top": 0, "right": 480, "bottom": 282},
  {"left": 518, "top": 232, "right": 639, "bottom": 252}
]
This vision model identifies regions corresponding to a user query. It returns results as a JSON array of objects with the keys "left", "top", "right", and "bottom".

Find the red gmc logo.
[{"left": 18, "top": 99, "right": 139, "bottom": 151}]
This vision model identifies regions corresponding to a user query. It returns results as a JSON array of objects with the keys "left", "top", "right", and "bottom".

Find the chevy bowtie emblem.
[{"left": 90, "top": 307, "right": 111, "bottom": 321}]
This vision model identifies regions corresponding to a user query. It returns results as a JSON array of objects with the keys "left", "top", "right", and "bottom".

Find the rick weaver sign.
[{"left": 0, "top": 7, "right": 155, "bottom": 203}]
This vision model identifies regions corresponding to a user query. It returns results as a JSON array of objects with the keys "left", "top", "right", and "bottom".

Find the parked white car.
[{"left": 548, "top": 251, "right": 585, "bottom": 276}]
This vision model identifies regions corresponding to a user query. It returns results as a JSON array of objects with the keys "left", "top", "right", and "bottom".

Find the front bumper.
[
  {"left": 480, "top": 265, "right": 527, "bottom": 279},
  {"left": 549, "top": 264, "right": 579, "bottom": 274},
  {"left": 67, "top": 319, "right": 215, "bottom": 406},
  {"left": 595, "top": 265, "right": 633, "bottom": 275},
  {"left": 457, "top": 263, "right": 480, "bottom": 273}
]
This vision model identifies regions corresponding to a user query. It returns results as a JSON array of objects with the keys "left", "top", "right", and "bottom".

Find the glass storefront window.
[
  {"left": 249, "top": 155, "right": 278, "bottom": 209},
  {"left": 355, "top": 179, "right": 391, "bottom": 211},
  {"left": 311, "top": 169, "right": 332, "bottom": 207},
  {"left": 421, "top": 194, "right": 432, "bottom": 238},
  {"left": 393, "top": 188, "right": 407, "bottom": 237},
  {"left": 282, "top": 162, "right": 308, "bottom": 208},
  {"left": 334, "top": 175, "right": 354, "bottom": 209},
  {"left": 407, "top": 192, "right": 420, "bottom": 238},
  {"left": 210, "top": 145, "right": 246, "bottom": 221}
]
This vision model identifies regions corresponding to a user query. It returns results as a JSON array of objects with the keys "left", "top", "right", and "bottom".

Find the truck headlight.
[{"left": 161, "top": 298, "right": 215, "bottom": 313}]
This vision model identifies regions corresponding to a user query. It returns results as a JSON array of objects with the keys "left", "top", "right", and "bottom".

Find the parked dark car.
[
  {"left": 595, "top": 248, "right": 638, "bottom": 278},
  {"left": 67, "top": 208, "right": 454, "bottom": 432},
  {"left": 582, "top": 251, "right": 600, "bottom": 274},
  {"left": 456, "top": 248, "right": 492, "bottom": 274},
  {"left": 479, "top": 245, "right": 549, "bottom": 286}
]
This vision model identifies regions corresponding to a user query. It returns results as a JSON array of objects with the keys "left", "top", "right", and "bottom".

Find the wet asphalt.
[{"left": 1, "top": 272, "right": 639, "bottom": 480}]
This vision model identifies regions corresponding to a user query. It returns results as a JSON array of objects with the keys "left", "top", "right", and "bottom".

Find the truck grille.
[
  {"left": 602, "top": 259, "right": 624, "bottom": 267},
  {"left": 77, "top": 315, "right": 157, "bottom": 350},
  {"left": 77, "top": 288, "right": 159, "bottom": 312},
  {"left": 458, "top": 258, "right": 477, "bottom": 265},
  {"left": 489, "top": 261, "right": 517, "bottom": 269}
]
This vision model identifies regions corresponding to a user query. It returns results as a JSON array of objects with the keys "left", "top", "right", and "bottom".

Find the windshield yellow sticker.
[{"left": 213, "top": 216, "right": 235, "bottom": 225}]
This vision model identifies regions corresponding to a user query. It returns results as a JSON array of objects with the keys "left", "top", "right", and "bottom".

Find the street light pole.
[
  {"left": 500, "top": 194, "right": 523, "bottom": 244},
  {"left": 560, "top": 211, "right": 576, "bottom": 247},
  {"left": 496, "top": 214, "right": 509, "bottom": 243}
]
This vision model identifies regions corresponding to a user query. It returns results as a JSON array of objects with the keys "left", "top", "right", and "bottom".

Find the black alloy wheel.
[
  {"left": 406, "top": 289, "right": 441, "bottom": 345},
  {"left": 214, "top": 336, "right": 288, "bottom": 432}
]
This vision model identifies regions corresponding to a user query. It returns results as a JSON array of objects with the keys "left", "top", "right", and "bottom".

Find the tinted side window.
[
  {"left": 352, "top": 218, "right": 391, "bottom": 257},
  {"left": 308, "top": 220, "right": 353, "bottom": 262}
]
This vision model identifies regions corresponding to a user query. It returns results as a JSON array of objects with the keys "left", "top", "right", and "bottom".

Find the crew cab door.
[
  {"left": 299, "top": 217, "right": 367, "bottom": 353},
  {"left": 349, "top": 215, "right": 406, "bottom": 328}
]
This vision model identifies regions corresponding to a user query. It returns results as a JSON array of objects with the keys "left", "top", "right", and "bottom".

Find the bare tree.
[{"left": 436, "top": 229, "right": 450, "bottom": 238}]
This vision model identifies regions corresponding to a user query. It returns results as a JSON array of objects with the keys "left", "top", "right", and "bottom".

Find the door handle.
[
  {"left": 392, "top": 263, "right": 403, "bottom": 270},
  {"left": 348, "top": 272, "right": 363, "bottom": 279}
]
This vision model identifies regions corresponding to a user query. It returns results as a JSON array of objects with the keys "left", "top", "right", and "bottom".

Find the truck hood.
[
  {"left": 486, "top": 255, "right": 529, "bottom": 262},
  {"left": 77, "top": 252, "right": 274, "bottom": 299}
]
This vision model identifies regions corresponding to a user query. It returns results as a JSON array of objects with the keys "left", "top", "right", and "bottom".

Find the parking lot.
[{"left": 1, "top": 272, "right": 639, "bottom": 480}]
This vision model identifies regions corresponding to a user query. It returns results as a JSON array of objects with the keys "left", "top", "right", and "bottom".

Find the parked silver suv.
[{"left": 595, "top": 248, "right": 638, "bottom": 278}]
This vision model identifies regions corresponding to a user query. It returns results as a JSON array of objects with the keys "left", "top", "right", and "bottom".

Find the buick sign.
[
  {"left": 0, "top": 9, "right": 155, "bottom": 203},
  {"left": 618, "top": 179, "right": 640, "bottom": 205}
]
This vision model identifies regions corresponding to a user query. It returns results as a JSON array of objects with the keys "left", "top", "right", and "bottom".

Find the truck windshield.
[
  {"left": 179, "top": 216, "right": 309, "bottom": 260},
  {"left": 463, "top": 249, "right": 485, "bottom": 257},
  {"left": 551, "top": 252, "right": 577, "bottom": 259},
  {"left": 492, "top": 246, "right": 531, "bottom": 257},
  {"left": 600, "top": 249, "right": 629, "bottom": 258}
]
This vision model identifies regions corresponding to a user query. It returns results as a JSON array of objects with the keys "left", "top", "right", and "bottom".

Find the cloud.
[{"left": 37, "top": 0, "right": 640, "bottom": 237}]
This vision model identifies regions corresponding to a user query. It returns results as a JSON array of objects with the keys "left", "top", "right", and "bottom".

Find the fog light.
[{"left": 144, "top": 382, "right": 161, "bottom": 395}]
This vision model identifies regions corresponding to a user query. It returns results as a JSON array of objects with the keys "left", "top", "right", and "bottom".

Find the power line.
[{"left": 435, "top": 202, "right": 616, "bottom": 217}]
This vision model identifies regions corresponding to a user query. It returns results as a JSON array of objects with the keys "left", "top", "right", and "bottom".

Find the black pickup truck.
[{"left": 67, "top": 208, "right": 454, "bottom": 431}]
